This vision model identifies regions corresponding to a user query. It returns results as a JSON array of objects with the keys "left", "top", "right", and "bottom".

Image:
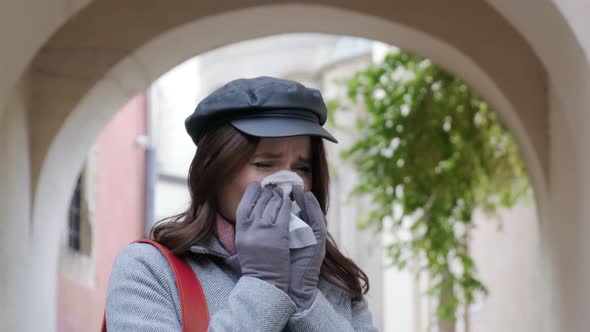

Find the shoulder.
[
  {"left": 109, "top": 242, "right": 177, "bottom": 288},
  {"left": 318, "top": 278, "right": 353, "bottom": 306},
  {"left": 113, "top": 242, "right": 168, "bottom": 268},
  {"left": 106, "top": 243, "right": 185, "bottom": 329}
]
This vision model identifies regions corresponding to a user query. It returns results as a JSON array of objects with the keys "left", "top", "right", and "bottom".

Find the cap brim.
[{"left": 230, "top": 117, "right": 338, "bottom": 143}]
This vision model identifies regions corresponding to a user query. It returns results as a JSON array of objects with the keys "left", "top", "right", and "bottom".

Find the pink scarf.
[{"left": 215, "top": 214, "right": 237, "bottom": 255}]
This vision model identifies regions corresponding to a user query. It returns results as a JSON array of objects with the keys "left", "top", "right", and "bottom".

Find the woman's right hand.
[{"left": 235, "top": 182, "right": 292, "bottom": 293}]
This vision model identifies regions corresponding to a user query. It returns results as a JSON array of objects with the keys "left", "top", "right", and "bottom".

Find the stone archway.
[
  {"left": 31, "top": 0, "right": 551, "bottom": 248},
  {"left": 2, "top": 1, "right": 589, "bottom": 331},
  {"left": 29, "top": 4, "right": 549, "bottom": 331}
]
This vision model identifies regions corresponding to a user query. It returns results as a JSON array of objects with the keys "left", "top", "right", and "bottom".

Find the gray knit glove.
[
  {"left": 288, "top": 187, "right": 327, "bottom": 312},
  {"left": 236, "top": 182, "right": 292, "bottom": 293}
]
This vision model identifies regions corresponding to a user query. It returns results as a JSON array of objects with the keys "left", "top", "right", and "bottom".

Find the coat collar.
[{"left": 188, "top": 235, "right": 231, "bottom": 258}]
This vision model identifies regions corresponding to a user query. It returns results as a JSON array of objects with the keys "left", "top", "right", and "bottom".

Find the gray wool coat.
[{"left": 105, "top": 236, "right": 378, "bottom": 331}]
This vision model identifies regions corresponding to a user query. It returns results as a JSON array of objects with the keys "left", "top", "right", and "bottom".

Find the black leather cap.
[{"left": 185, "top": 76, "right": 338, "bottom": 145}]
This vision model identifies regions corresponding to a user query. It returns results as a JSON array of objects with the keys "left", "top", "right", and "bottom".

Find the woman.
[{"left": 105, "top": 77, "right": 378, "bottom": 331}]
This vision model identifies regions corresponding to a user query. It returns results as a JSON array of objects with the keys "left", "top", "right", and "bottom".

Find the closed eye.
[{"left": 253, "top": 162, "right": 273, "bottom": 168}]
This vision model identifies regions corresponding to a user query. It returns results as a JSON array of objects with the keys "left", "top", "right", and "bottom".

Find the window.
[
  {"left": 60, "top": 162, "right": 96, "bottom": 286},
  {"left": 66, "top": 170, "right": 93, "bottom": 256},
  {"left": 68, "top": 174, "right": 83, "bottom": 252}
]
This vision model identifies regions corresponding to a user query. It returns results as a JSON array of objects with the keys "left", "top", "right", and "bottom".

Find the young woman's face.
[{"left": 217, "top": 135, "right": 312, "bottom": 222}]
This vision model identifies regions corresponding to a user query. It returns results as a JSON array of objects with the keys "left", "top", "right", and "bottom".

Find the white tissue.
[{"left": 261, "top": 170, "right": 317, "bottom": 249}]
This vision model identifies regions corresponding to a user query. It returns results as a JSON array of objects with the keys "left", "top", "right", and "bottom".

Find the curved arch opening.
[
  {"left": 33, "top": 4, "right": 547, "bottom": 241},
  {"left": 26, "top": 4, "right": 549, "bottom": 331}
]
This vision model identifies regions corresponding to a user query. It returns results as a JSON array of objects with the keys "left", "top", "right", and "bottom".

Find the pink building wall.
[{"left": 57, "top": 94, "right": 147, "bottom": 331}]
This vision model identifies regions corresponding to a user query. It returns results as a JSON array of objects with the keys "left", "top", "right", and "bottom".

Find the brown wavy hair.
[{"left": 152, "top": 125, "right": 369, "bottom": 300}]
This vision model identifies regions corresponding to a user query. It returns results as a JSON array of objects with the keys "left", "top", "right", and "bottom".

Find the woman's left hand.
[{"left": 288, "top": 187, "right": 327, "bottom": 312}]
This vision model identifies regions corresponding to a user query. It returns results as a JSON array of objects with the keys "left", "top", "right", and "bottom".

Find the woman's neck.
[{"left": 215, "top": 213, "right": 237, "bottom": 255}]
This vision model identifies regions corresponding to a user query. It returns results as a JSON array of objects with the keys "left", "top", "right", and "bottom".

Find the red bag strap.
[{"left": 101, "top": 239, "right": 210, "bottom": 332}]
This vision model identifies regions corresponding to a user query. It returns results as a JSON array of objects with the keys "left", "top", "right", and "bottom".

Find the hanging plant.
[{"left": 335, "top": 51, "right": 530, "bottom": 326}]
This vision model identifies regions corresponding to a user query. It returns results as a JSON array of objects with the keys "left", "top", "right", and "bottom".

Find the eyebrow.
[
  {"left": 253, "top": 152, "right": 311, "bottom": 163},
  {"left": 253, "top": 152, "right": 282, "bottom": 159}
]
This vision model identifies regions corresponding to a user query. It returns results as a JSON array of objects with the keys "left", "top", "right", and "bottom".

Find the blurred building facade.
[{"left": 57, "top": 95, "right": 148, "bottom": 331}]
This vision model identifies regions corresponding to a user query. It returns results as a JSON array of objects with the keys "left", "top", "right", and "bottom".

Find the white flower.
[
  {"left": 392, "top": 67, "right": 406, "bottom": 81},
  {"left": 390, "top": 137, "right": 401, "bottom": 150},
  {"left": 418, "top": 59, "right": 432, "bottom": 70},
  {"left": 431, "top": 81, "right": 442, "bottom": 91},
  {"left": 381, "top": 148, "right": 394, "bottom": 158},
  {"left": 373, "top": 88, "right": 386, "bottom": 100},
  {"left": 396, "top": 184, "right": 404, "bottom": 197},
  {"left": 443, "top": 116, "right": 452, "bottom": 132},
  {"left": 386, "top": 186, "right": 394, "bottom": 195},
  {"left": 474, "top": 112, "right": 485, "bottom": 126},
  {"left": 401, "top": 104, "right": 411, "bottom": 117}
]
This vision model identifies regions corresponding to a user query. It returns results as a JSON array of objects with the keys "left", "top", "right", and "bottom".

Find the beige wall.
[
  {"left": 544, "top": 84, "right": 587, "bottom": 332},
  {"left": 0, "top": 74, "right": 32, "bottom": 331},
  {"left": 470, "top": 203, "right": 542, "bottom": 331},
  {"left": 57, "top": 94, "right": 147, "bottom": 331}
]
